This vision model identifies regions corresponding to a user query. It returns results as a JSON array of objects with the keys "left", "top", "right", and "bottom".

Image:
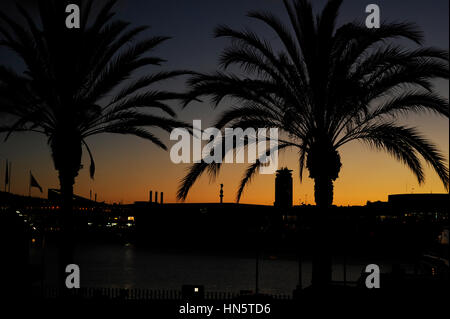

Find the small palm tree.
[
  {"left": 177, "top": 0, "right": 449, "bottom": 285},
  {"left": 0, "top": 0, "right": 188, "bottom": 212}
]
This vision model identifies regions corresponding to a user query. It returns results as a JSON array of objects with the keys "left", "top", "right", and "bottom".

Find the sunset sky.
[{"left": 0, "top": 0, "right": 448, "bottom": 206}]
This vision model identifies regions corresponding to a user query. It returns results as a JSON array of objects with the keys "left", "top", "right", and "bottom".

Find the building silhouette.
[{"left": 274, "top": 168, "right": 293, "bottom": 209}]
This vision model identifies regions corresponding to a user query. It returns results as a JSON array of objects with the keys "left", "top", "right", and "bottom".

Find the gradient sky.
[{"left": 0, "top": 0, "right": 448, "bottom": 206}]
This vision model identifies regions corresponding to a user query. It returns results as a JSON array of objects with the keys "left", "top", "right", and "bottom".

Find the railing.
[{"left": 41, "top": 287, "right": 292, "bottom": 301}]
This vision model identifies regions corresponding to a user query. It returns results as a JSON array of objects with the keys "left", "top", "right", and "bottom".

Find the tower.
[{"left": 274, "top": 168, "right": 293, "bottom": 208}]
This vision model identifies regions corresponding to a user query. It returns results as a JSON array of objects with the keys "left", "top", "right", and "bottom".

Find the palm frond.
[
  {"left": 177, "top": 162, "right": 210, "bottom": 201},
  {"left": 82, "top": 139, "right": 96, "bottom": 179},
  {"left": 103, "top": 126, "right": 167, "bottom": 150},
  {"left": 350, "top": 124, "right": 448, "bottom": 190},
  {"left": 236, "top": 160, "right": 261, "bottom": 202},
  {"left": 110, "top": 71, "right": 191, "bottom": 105}
]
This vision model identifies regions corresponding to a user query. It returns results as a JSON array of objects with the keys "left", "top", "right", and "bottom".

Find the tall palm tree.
[
  {"left": 177, "top": 0, "right": 449, "bottom": 285},
  {"left": 0, "top": 0, "right": 189, "bottom": 211},
  {"left": 0, "top": 0, "right": 189, "bottom": 285}
]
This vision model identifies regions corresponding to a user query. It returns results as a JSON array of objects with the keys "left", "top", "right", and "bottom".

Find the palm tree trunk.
[
  {"left": 312, "top": 175, "right": 334, "bottom": 287},
  {"left": 50, "top": 132, "right": 82, "bottom": 294},
  {"left": 57, "top": 170, "right": 76, "bottom": 295}
]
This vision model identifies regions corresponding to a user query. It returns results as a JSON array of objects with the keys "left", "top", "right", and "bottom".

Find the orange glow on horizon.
[{"left": 2, "top": 113, "right": 447, "bottom": 207}]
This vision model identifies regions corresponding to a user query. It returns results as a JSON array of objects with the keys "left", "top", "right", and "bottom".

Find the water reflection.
[{"left": 32, "top": 242, "right": 395, "bottom": 294}]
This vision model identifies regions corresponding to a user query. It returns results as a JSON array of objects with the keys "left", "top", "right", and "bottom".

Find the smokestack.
[
  {"left": 155, "top": 191, "right": 158, "bottom": 203},
  {"left": 160, "top": 192, "right": 164, "bottom": 204},
  {"left": 149, "top": 190, "right": 153, "bottom": 203}
]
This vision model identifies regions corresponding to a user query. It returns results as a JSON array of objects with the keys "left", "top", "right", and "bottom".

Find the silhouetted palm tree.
[
  {"left": 0, "top": 0, "right": 188, "bottom": 211},
  {"left": 0, "top": 0, "right": 188, "bottom": 284},
  {"left": 177, "top": 0, "right": 449, "bottom": 285}
]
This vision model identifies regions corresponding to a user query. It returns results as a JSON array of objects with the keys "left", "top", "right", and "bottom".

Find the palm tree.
[
  {"left": 0, "top": 0, "right": 189, "bottom": 286},
  {"left": 0, "top": 0, "right": 189, "bottom": 210},
  {"left": 177, "top": 0, "right": 449, "bottom": 285}
]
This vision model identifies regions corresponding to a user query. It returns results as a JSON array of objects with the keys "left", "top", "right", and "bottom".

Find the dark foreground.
[{"left": 5, "top": 281, "right": 449, "bottom": 318}]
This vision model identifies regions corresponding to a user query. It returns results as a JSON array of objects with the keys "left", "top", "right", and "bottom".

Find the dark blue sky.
[
  {"left": 114, "top": 0, "right": 449, "bottom": 70},
  {"left": 1, "top": 0, "right": 449, "bottom": 76}
]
